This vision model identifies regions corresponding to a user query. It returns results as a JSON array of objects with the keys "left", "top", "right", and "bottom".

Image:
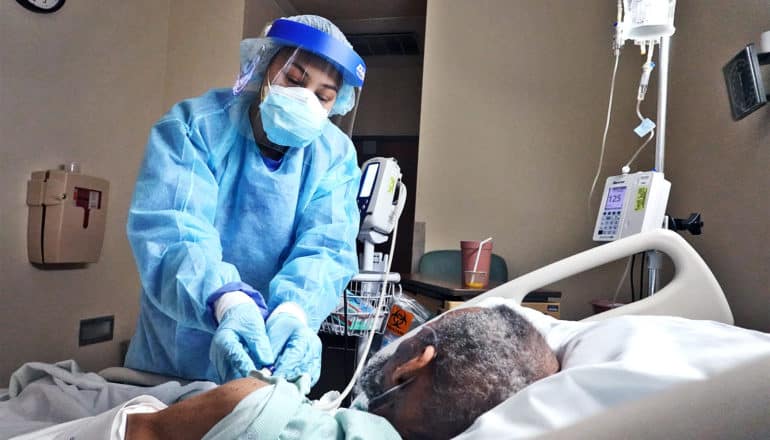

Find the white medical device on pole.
[
  {"left": 593, "top": 171, "right": 671, "bottom": 241},
  {"left": 593, "top": 0, "right": 677, "bottom": 296},
  {"left": 357, "top": 157, "right": 406, "bottom": 272}
]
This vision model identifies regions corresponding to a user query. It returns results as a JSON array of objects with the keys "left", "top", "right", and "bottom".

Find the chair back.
[{"left": 418, "top": 250, "right": 508, "bottom": 282}]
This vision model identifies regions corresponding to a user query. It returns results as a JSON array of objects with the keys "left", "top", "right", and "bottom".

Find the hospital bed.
[
  {"left": 452, "top": 229, "right": 770, "bottom": 439},
  {"left": 96, "top": 229, "right": 768, "bottom": 438}
]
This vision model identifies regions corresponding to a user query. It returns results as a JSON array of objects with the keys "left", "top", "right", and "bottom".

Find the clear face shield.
[{"left": 234, "top": 19, "right": 365, "bottom": 148}]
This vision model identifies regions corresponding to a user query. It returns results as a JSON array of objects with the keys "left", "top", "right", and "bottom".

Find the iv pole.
[{"left": 646, "top": 35, "right": 671, "bottom": 296}]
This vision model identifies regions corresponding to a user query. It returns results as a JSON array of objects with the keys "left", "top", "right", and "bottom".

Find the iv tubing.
[
  {"left": 314, "top": 182, "right": 405, "bottom": 412},
  {"left": 588, "top": 51, "right": 620, "bottom": 211},
  {"left": 625, "top": 129, "right": 655, "bottom": 169},
  {"left": 626, "top": 42, "right": 657, "bottom": 170},
  {"left": 637, "top": 42, "right": 656, "bottom": 101},
  {"left": 590, "top": 0, "right": 624, "bottom": 208}
]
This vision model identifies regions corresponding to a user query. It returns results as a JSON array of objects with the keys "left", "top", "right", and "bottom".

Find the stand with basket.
[{"left": 320, "top": 272, "right": 401, "bottom": 337}]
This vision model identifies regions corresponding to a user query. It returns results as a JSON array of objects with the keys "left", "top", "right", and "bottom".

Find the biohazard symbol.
[
  {"left": 386, "top": 305, "right": 414, "bottom": 336},
  {"left": 390, "top": 309, "right": 408, "bottom": 327}
]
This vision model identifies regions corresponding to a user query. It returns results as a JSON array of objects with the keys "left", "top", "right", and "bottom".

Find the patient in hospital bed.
[
  {"left": 120, "top": 305, "right": 558, "bottom": 440},
  {"left": 14, "top": 301, "right": 770, "bottom": 439}
]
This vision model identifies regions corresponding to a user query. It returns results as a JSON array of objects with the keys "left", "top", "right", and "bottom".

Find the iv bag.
[{"left": 622, "top": 0, "right": 676, "bottom": 41}]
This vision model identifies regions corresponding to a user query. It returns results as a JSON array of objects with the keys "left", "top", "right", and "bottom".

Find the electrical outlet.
[{"left": 79, "top": 315, "right": 114, "bottom": 346}]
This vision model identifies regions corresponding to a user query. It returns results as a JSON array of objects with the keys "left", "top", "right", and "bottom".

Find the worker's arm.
[
  {"left": 125, "top": 377, "right": 269, "bottom": 440},
  {"left": 128, "top": 116, "right": 263, "bottom": 333}
]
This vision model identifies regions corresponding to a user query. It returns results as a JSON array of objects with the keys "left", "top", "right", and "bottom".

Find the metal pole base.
[{"left": 645, "top": 249, "right": 664, "bottom": 296}]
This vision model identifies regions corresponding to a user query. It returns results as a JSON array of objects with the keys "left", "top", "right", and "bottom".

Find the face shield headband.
[{"left": 267, "top": 19, "right": 366, "bottom": 88}]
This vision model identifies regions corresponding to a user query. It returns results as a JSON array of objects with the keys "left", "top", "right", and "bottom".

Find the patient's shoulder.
[
  {"left": 126, "top": 377, "right": 270, "bottom": 440},
  {"left": 334, "top": 408, "right": 402, "bottom": 439}
]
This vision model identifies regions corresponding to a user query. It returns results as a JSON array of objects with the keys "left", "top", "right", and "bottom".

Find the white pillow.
[{"left": 452, "top": 298, "right": 770, "bottom": 439}]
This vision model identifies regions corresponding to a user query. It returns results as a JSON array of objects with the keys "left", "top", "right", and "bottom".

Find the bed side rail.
[{"left": 464, "top": 229, "right": 733, "bottom": 324}]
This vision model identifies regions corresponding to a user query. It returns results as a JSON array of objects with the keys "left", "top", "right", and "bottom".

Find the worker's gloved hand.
[
  {"left": 266, "top": 312, "right": 322, "bottom": 385},
  {"left": 210, "top": 301, "right": 275, "bottom": 383}
]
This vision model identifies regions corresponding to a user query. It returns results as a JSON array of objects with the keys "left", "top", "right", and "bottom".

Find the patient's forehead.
[
  {"left": 445, "top": 307, "right": 483, "bottom": 316},
  {"left": 396, "top": 307, "right": 485, "bottom": 351},
  {"left": 399, "top": 307, "right": 484, "bottom": 344},
  {"left": 384, "top": 307, "right": 486, "bottom": 361},
  {"left": 430, "top": 306, "right": 483, "bottom": 324}
]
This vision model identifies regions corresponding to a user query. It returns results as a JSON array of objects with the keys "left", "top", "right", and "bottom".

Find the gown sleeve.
[{"left": 127, "top": 117, "right": 256, "bottom": 332}]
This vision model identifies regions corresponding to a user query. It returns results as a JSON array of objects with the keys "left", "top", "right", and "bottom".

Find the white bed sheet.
[
  {"left": 10, "top": 395, "right": 165, "bottom": 440},
  {"left": 453, "top": 297, "right": 770, "bottom": 439}
]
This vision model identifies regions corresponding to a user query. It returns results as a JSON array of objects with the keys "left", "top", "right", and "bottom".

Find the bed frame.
[{"left": 465, "top": 228, "right": 734, "bottom": 324}]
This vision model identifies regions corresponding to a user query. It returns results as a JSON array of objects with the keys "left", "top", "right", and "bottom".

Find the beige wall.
[
  {"left": 354, "top": 56, "right": 423, "bottom": 136},
  {"left": 417, "top": 0, "right": 769, "bottom": 328},
  {"left": 340, "top": 17, "right": 425, "bottom": 136},
  {"left": 163, "top": 1, "right": 245, "bottom": 110},
  {"left": 0, "top": 0, "right": 169, "bottom": 383},
  {"left": 243, "top": 0, "right": 288, "bottom": 38},
  {"left": 0, "top": 1, "right": 245, "bottom": 383},
  {"left": 664, "top": 0, "right": 770, "bottom": 331}
]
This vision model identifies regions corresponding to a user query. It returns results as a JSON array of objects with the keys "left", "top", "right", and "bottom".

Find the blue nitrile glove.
[
  {"left": 266, "top": 312, "right": 322, "bottom": 385},
  {"left": 210, "top": 301, "right": 275, "bottom": 383}
]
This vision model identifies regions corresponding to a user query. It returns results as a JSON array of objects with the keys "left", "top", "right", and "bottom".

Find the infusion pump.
[
  {"left": 357, "top": 157, "right": 406, "bottom": 271},
  {"left": 593, "top": 171, "right": 671, "bottom": 241}
]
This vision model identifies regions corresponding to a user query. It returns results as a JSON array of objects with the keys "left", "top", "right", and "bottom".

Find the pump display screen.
[
  {"left": 605, "top": 186, "right": 626, "bottom": 210},
  {"left": 359, "top": 163, "right": 379, "bottom": 198}
]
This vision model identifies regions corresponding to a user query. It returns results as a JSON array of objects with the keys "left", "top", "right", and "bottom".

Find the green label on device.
[{"left": 635, "top": 187, "right": 648, "bottom": 211}]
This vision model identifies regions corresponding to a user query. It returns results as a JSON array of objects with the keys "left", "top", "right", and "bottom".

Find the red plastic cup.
[
  {"left": 460, "top": 240, "right": 493, "bottom": 288},
  {"left": 590, "top": 299, "right": 626, "bottom": 314}
]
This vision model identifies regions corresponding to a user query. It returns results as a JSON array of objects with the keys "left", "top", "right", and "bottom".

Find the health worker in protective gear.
[{"left": 124, "top": 15, "right": 366, "bottom": 385}]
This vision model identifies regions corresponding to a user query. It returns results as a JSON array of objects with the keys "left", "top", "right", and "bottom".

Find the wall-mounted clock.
[{"left": 16, "top": 0, "right": 65, "bottom": 14}]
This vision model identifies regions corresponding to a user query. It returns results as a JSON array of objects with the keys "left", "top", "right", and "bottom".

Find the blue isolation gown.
[{"left": 124, "top": 89, "right": 361, "bottom": 381}]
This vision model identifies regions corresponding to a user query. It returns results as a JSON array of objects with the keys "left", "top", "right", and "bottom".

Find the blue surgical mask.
[{"left": 259, "top": 84, "right": 330, "bottom": 148}]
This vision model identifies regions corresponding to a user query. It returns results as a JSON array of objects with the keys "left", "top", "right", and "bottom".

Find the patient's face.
[
  {"left": 359, "top": 306, "right": 559, "bottom": 439},
  {"left": 357, "top": 331, "right": 434, "bottom": 437}
]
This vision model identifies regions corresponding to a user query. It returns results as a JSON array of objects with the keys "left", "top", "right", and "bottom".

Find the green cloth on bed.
[{"left": 202, "top": 373, "right": 400, "bottom": 440}]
